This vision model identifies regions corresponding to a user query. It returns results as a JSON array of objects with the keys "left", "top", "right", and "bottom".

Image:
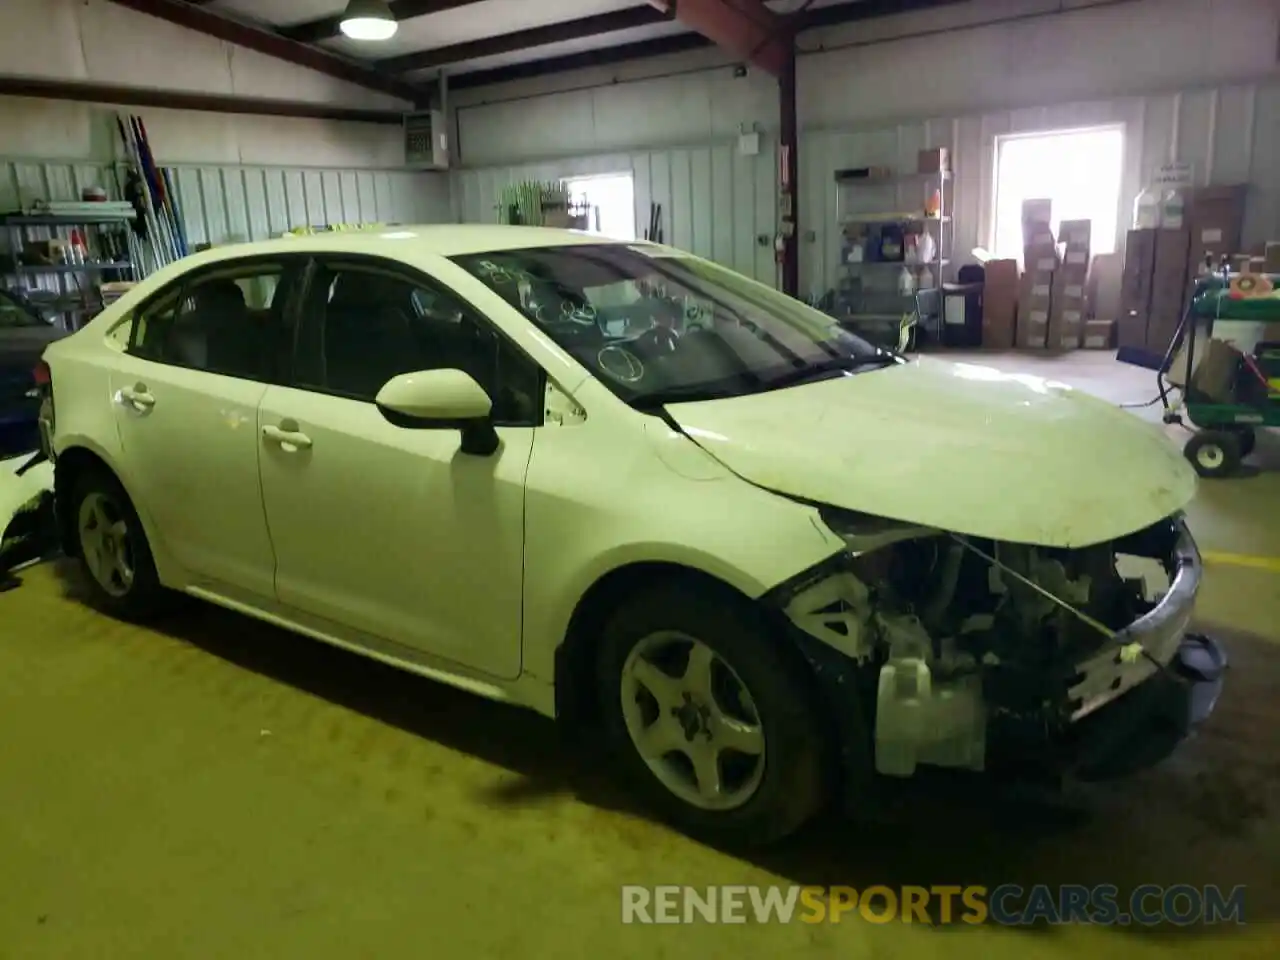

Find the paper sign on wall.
[{"left": 1153, "top": 161, "right": 1195, "bottom": 189}]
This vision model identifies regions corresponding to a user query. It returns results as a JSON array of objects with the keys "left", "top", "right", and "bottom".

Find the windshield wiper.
[{"left": 763, "top": 353, "right": 897, "bottom": 391}]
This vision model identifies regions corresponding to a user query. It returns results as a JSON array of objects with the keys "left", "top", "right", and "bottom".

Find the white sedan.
[{"left": 34, "top": 225, "right": 1225, "bottom": 846}]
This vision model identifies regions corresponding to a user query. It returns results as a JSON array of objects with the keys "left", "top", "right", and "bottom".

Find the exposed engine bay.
[{"left": 779, "top": 508, "right": 1201, "bottom": 780}]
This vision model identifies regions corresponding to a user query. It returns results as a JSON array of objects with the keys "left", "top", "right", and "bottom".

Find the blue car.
[{"left": 1, "top": 289, "right": 66, "bottom": 457}]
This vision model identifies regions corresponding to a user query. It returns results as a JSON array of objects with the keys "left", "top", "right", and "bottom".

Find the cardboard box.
[
  {"left": 1021, "top": 198, "right": 1052, "bottom": 233},
  {"left": 1147, "top": 228, "right": 1192, "bottom": 353},
  {"left": 980, "top": 258, "right": 1018, "bottom": 349},
  {"left": 1081, "top": 319, "right": 1115, "bottom": 349},
  {"left": 1088, "top": 252, "right": 1122, "bottom": 322},
  {"left": 1019, "top": 270, "right": 1054, "bottom": 348},
  {"left": 1019, "top": 302, "right": 1052, "bottom": 348},
  {"left": 1186, "top": 185, "right": 1246, "bottom": 275},
  {"left": 1166, "top": 336, "right": 1241, "bottom": 403},
  {"left": 917, "top": 148, "right": 949, "bottom": 173},
  {"left": 1050, "top": 219, "right": 1092, "bottom": 348},
  {"left": 1119, "top": 229, "right": 1157, "bottom": 348}
]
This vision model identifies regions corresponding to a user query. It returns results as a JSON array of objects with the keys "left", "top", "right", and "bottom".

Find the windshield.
[
  {"left": 0, "top": 290, "right": 44, "bottom": 329},
  {"left": 450, "top": 244, "right": 894, "bottom": 406}
]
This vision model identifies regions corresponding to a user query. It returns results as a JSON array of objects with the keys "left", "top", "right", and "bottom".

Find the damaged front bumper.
[
  {"left": 1061, "top": 520, "right": 1226, "bottom": 780},
  {"left": 769, "top": 515, "right": 1226, "bottom": 806}
]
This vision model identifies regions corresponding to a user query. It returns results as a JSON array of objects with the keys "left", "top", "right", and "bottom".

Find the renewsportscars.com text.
[{"left": 620, "top": 884, "right": 1246, "bottom": 926}]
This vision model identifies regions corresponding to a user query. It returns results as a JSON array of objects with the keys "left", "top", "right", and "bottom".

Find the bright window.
[
  {"left": 992, "top": 126, "right": 1124, "bottom": 260},
  {"left": 565, "top": 173, "right": 636, "bottom": 241}
]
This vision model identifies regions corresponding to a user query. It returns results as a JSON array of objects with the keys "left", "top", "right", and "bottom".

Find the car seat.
[{"left": 324, "top": 273, "right": 424, "bottom": 397}]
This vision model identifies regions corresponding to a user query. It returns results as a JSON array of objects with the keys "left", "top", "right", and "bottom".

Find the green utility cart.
[{"left": 1158, "top": 268, "right": 1280, "bottom": 478}]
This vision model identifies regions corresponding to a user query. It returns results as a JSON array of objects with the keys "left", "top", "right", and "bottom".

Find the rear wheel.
[
  {"left": 71, "top": 468, "right": 168, "bottom": 620},
  {"left": 596, "top": 582, "right": 828, "bottom": 847},
  {"left": 1184, "top": 430, "right": 1242, "bottom": 479}
]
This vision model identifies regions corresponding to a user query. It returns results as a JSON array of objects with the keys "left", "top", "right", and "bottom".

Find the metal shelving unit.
[
  {"left": 832, "top": 169, "right": 952, "bottom": 346},
  {"left": 2, "top": 212, "right": 137, "bottom": 330}
]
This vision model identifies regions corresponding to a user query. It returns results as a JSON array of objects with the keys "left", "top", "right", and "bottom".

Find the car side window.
[
  {"left": 129, "top": 261, "right": 288, "bottom": 382},
  {"left": 293, "top": 263, "right": 543, "bottom": 426}
]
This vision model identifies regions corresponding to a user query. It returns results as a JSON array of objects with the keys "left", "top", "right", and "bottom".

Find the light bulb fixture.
[{"left": 339, "top": 0, "right": 398, "bottom": 41}]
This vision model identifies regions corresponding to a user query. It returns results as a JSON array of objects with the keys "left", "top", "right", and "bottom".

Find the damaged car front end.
[{"left": 769, "top": 506, "right": 1226, "bottom": 805}]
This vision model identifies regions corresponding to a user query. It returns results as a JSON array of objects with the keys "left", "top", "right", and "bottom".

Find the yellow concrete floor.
[{"left": 1, "top": 351, "right": 1278, "bottom": 959}]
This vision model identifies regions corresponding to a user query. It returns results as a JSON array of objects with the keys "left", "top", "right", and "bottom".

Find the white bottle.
[
  {"left": 898, "top": 266, "right": 917, "bottom": 297},
  {"left": 1160, "top": 188, "right": 1185, "bottom": 228},
  {"left": 1133, "top": 186, "right": 1161, "bottom": 229}
]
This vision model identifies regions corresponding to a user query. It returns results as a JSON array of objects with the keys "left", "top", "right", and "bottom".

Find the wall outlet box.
[{"left": 738, "top": 131, "right": 760, "bottom": 156}]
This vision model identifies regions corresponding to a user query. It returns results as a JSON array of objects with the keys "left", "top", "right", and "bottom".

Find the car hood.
[{"left": 664, "top": 358, "right": 1196, "bottom": 548}]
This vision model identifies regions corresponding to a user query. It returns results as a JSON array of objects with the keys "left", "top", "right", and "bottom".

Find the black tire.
[
  {"left": 596, "top": 580, "right": 828, "bottom": 847},
  {"left": 1228, "top": 427, "right": 1257, "bottom": 458},
  {"left": 69, "top": 467, "right": 168, "bottom": 621},
  {"left": 1184, "top": 430, "right": 1242, "bottom": 479}
]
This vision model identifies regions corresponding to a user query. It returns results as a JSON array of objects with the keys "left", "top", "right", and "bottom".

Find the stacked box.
[
  {"left": 980, "top": 258, "right": 1019, "bottom": 349},
  {"left": 1019, "top": 199, "right": 1057, "bottom": 348},
  {"left": 1051, "top": 219, "right": 1092, "bottom": 349},
  {"left": 1081, "top": 319, "right": 1116, "bottom": 349}
]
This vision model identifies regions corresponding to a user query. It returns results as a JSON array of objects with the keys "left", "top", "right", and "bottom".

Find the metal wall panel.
[
  {"left": 1, "top": 158, "right": 451, "bottom": 256},
  {"left": 450, "top": 143, "right": 779, "bottom": 285},
  {"left": 801, "top": 78, "right": 1280, "bottom": 298},
  {"left": 452, "top": 77, "right": 1277, "bottom": 298}
]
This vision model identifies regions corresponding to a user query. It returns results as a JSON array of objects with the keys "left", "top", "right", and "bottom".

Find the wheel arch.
[
  {"left": 553, "top": 561, "right": 743, "bottom": 726},
  {"left": 552, "top": 554, "right": 821, "bottom": 734},
  {"left": 52, "top": 442, "right": 161, "bottom": 562}
]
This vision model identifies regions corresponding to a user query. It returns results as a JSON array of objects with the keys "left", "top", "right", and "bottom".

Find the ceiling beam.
[
  {"left": 280, "top": 0, "right": 483, "bottom": 44},
  {"left": 378, "top": 6, "right": 670, "bottom": 74},
  {"left": 800, "top": 0, "right": 973, "bottom": 31},
  {"left": 0, "top": 75, "right": 404, "bottom": 124},
  {"left": 449, "top": 32, "right": 712, "bottom": 91},
  {"left": 102, "top": 0, "right": 428, "bottom": 103},
  {"left": 646, "top": 0, "right": 788, "bottom": 76}
]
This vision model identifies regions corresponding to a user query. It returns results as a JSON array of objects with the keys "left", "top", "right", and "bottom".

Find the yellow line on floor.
[{"left": 1202, "top": 551, "right": 1280, "bottom": 574}]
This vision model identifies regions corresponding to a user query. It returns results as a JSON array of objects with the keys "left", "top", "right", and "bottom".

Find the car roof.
[{"left": 187, "top": 225, "right": 644, "bottom": 266}]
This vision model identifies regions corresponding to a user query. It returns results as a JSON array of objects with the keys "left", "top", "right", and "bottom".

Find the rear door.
[{"left": 111, "top": 256, "right": 306, "bottom": 597}]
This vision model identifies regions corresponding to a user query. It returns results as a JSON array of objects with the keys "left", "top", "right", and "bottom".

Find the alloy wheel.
[
  {"left": 619, "top": 631, "right": 767, "bottom": 811},
  {"left": 78, "top": 492, "right": 135, "bottom": 598}
]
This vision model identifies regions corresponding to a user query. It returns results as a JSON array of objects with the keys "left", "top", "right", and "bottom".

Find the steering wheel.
[
  {"left": 635, "top": 322, "right": 680, "bottom": 354},
  {"left": 559, "top": 302, "right": 598, "bottom": 327},
  {"left": 596, "top": 344, "right": 646, "bottom": 385}
]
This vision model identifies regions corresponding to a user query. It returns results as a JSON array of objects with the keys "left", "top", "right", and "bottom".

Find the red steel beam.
[
  {"left": 103, "top": 0, "right": 427, "bottom": 103},
  {"left": 646, "top": 0, "right": 789, "bottom": 76}
]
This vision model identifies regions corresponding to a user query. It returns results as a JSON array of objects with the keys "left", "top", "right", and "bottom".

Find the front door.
[
  {"left": 257, "top": 257, "right": 544, "bottom": 679},
  {"left": 112, "top": 257, "right": 299, "bottom": 597}
]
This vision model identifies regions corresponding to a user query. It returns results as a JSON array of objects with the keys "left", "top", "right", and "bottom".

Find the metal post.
[{"left": 778, "top": 43, "right": 799, "bottom": 297}]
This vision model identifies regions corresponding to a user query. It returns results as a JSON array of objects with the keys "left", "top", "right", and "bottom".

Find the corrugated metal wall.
[
  {"left": 803, "top": 79, "right": 1280, "bottom": 297},
  {"left": 451, "top": 145, "right": 782, "bottom": 285},
  {"left": 1, "top": 157, "right": 451, "bottom": 248},
  {"left": 452, "top": 78, "right": 1279, "bottom": 296}
]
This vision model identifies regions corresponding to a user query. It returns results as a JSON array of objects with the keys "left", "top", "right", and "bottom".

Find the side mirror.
[{"left": 375, "top": 369, "right": 499, "bottom": 456}]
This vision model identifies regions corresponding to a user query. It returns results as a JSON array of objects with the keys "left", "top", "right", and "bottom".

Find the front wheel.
[
  {"left": 1184, "top": 430, "right": 1242, "bottom": 479},
  {"left": 596, "top": 582, "right": 828, "bottom": 847}
]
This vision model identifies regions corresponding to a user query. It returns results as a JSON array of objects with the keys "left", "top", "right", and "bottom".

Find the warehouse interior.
[{"left": 1, "top": 0, "right": 1279, "bottom": 955}]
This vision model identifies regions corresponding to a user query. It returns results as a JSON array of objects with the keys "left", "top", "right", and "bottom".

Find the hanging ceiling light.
[{"left": 339, "top": 0, "right": 398, "bottom": 41}]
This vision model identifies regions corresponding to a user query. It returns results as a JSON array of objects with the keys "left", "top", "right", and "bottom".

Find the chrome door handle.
[
  {"left": 262, "top": 423, "right": 313, "bottom": 451},
  {"left": 116, "top": 384, "right": 155, "bottom": 413}
]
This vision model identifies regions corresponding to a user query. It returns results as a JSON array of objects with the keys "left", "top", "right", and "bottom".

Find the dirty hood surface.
[{"left": 665, "top": 358, "right": 1196, "bottom": 548}]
